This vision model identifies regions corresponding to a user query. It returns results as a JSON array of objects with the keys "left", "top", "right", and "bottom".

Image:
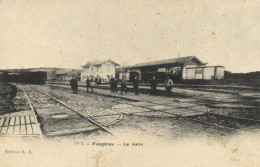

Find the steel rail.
[
  {"left": 90, "top": 93, "right": 236, "bottom": 134},
  {"left": 19, "top": 85, "right": 43, "bottom": 138},
  {"left": 44, "top": 84, "right": 237, "bottom": 135},
  {"left": 89, "top": 94, "right": 250, "bottom": 132},
  {"left": 89, "top": 90, "right": 260, "bottom": 126},
  {"left": 34, "top": 88, "right": 115, "bottom": 136},
  {"left": 75, "top": 89, "right": 250, "bottom": 131},
  {"left": 47, "top": 82, "right": 260, "bottom": 123},
  {"left": 46, "top": 83, "right": 257, "bottom": 132},
  {"left": 120, "top": 103, "right": 241, "bottom": 132}
]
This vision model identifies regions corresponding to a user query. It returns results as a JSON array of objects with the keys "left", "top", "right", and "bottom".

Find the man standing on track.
[
  {"left": 150, "top": 76, "right": 158, "bottom": 94},
  {"left": 165, "top": 75, "right": 173, "bottom": 97},
  {"left": 109, "top": 75, "right": 115, "bottom": 93},
  {"left": 70, "top": 76, "right": 78, "bottom": 94},
  {"left": 133, "top": 75, "right": 140, "bottom": 95},
  {"left": 120, "top": 76, "right": 127, "bottom": 95},
  {"left": 113, "top": 76, "right": 118, "bottom": 93},
  {"left": 86, "top": 77, "right": 94, "bottom": 93}
]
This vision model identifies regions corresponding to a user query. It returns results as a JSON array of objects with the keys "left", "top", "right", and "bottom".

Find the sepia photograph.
[{"left": 0, "top": 0, "right": 259, "bottom": 166}]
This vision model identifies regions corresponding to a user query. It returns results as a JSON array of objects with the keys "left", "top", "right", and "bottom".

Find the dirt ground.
[
  {"left": 18, "top": 84, "right": 258, "bottom": 141},
  {"left": 1, "top": 83, "right": 260, "bottom": 167}
]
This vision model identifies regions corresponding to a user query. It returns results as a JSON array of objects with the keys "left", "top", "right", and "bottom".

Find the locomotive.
[{"left": 7, "top": 71, "right": 47, "bottom": 85}]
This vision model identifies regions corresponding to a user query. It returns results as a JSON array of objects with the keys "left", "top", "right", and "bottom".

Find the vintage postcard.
[{"left": 0, "top": 0, "right": 259, "bottom": 167}]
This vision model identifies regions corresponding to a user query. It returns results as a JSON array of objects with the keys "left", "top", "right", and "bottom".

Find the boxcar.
[{"left": 8, "top": 71, "right": 47, "bottom": 85}]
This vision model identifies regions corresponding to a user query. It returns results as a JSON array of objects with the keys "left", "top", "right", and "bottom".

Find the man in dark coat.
[
  {"left": 133, "top": 75, "right": 140, "bottom": 95},
  {"left": 120, "top": 76, "right": 127, "bottom": 94},
  {"left": 70, "top": 76, "right": 78, "bottom": 94},
  {"left": 150, "top": 76, "right": 158, "bottom": 94},
  {"left": 165, "top": 76, "right": 173, "bottom": 97},
  {"left": 109, "top": 75, "right": 115, "bottom": 93},
  {"left": 86, "top": 77, "right": 94, "bottom": 93},
  {"left": 113, "top": 76, "right": 118, "bottom": 93}
]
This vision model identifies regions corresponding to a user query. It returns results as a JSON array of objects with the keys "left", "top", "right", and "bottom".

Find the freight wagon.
[
  {"left": 8, "top": 71, "right": 47, "bottom": 84},
  {"left": 182, "top": 66, "right": 225, "bottom": 80}
]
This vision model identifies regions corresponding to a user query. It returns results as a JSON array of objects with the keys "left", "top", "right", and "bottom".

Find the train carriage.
[{"left": 7, "top": 71, "right": 47, "bottom": 85}]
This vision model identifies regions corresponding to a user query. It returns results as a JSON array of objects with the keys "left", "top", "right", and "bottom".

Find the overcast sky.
[{"left": 0, "top": 0, "right": 260, "bottom": 73}]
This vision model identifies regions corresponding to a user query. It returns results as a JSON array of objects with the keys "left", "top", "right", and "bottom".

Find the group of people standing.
[
  {"left": 70, "top": 76, "right": 94, "bottom": 94},
  {"left": 109, "top": 75, "right": 128, "bottom": 94},
  {"left": 108, "top": 75, "right": 173, "bottom": 96},
  {"left": 130, "top": 75, "right": 173, "bottom": 96},
  {"left": 110, "top": 75, "right": 141, "bottom": 95},
  {"left": 70, "top": 75, "right": 174, "bottom": 97},
  {"left": 144, "top": 75, "right": 173, "bottom": 96}
]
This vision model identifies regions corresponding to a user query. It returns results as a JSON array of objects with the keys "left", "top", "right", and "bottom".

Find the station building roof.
[
  {"left": 131, "top": 56, "right": 206, "bottom": 69},
  {"left": 82, "top": 59, "right": 120, "bottom": 68}
]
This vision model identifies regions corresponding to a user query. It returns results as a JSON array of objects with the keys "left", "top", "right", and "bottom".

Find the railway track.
[
  {"left": 18, "top": 85, "right": 125, "bottom": 137},
  {"left": 33, "top": 88, "right": 116, "bottom": 136},
  {"left": 19, "top": 86, "right": 44, "bottom": 138},
  {"left": 48, "top": 82, "right": 260, "bottom": 121},
  {"left": 108, "top": 100, "right": 240, "bottom": 136},
  {"left": 46, "top": 83, "right": 259, "bottom": 135},
  {"left": 47, "top": 83, "right": 259, "bottom": 121},
  {"left": 94, "top": 92, "right": 253, "bottom": 133},
  {"left": 114, "top": 97, "right": 259, "bottom": 132}
]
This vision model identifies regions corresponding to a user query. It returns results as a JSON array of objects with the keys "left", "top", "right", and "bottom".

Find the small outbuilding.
[
  {"left": 129, "top": 56, "right": 206, "bottom": 82},
  {"left": 129, "top": 56, "right": 224, "bottom": 82}
]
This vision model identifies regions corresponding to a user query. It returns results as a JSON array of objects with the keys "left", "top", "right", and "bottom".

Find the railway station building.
[
  {"left": 81, "top": 59, "right": 120, "bottom": 82},
  {"left": 128, "top": 56, "right": 224, "bottom": 82}
]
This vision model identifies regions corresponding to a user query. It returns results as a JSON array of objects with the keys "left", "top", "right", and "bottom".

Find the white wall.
[
  {"left": 182, "top": 65, "right": 197, "bottom": 80},
  {"left": 101, "top": 63, "right": 116, "bottom": 78},
  {"left": 186, "top": 68, "right": 196, "bottom": 79},
  {"left": 203, "top": 67, "right": 215, "bottom": 80},
  {"left": 216, "top": 67, "right": 225, "bottom": 80}
]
